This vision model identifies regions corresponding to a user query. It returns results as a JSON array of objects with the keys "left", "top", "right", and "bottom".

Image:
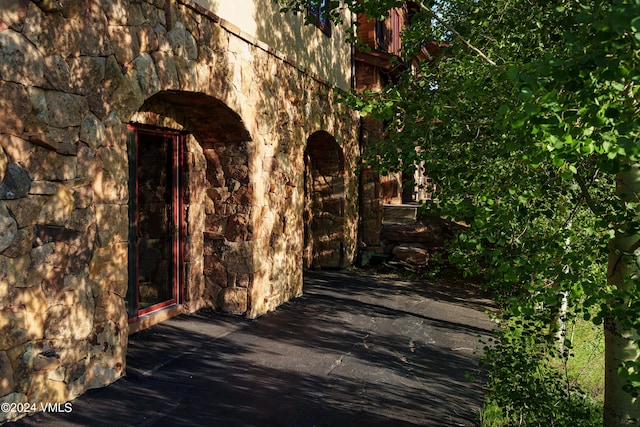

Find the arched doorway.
[
  {"left": 304, "top": 131, "right": 347, "bottom": 268},
  {"left": 127, "top": 91, "right": 253, "bottom": 323}
]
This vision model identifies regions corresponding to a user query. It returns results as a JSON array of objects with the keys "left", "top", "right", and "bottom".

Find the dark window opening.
[
  {"left": 376, "top": 8, "right": 402, "bottom": 56},
  {"left": 309, "top": 0, "right": 331, "bottom": 36}
]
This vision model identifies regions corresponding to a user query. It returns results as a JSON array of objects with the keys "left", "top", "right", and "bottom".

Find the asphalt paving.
[{"left": 12, "top": 269, "right": 495, "bottom": 427}]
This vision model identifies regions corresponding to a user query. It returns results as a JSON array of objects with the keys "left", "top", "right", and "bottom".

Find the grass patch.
[
  {"left": 479, "top": 315, "right": 604, "bottom": 426},
  {"left": 479, "top": 401, "right": 511, "bottom": 427},
  {"left": 563, "top": 316, "right": 605, "bottom": 402}
]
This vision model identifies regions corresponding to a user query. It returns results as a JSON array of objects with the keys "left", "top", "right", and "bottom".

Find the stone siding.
[{"left": 0, "top": 0, "right": 358, "bottom": 422}]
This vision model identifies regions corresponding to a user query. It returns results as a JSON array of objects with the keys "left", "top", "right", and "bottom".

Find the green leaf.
[
  {"left": 611, "top": 81, "right": 625, "bottom": 91},
  {"left": 552, "top": 156, "right": 565, "bottom": 167},
  {"left": 519, "top": 87, "right": 534, "bottom": 100},
  {"left": 524, "top": 102, "right": 539, "bottom": 114}
]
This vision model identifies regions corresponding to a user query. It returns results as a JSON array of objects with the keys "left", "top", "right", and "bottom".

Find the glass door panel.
[
  {"left": 127, "top": 125, "right": 182, "bottom": 320},
  {"left": 137, "top": 133, "right": 174, "bottom": 310}
]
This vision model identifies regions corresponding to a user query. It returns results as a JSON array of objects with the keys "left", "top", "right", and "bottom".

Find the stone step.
[{"left": 382, "top": 204, "right": 418, "bottom": 224}]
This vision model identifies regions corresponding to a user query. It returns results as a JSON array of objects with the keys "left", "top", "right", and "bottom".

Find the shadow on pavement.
[{"left": 13, "top": 270, "right": 494, "bottom": 427}]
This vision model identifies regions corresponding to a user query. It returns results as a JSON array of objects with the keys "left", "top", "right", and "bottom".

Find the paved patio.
[{"left": 12, "top": 270, "right": 494, "bottom": 427}]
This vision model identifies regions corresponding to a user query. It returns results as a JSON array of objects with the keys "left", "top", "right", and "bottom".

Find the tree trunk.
[{"left": 604, "top": 166, "right": 640, "bottom": 426}]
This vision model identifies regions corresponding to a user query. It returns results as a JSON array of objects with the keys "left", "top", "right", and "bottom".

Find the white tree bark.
[{"left": 604, "top": 165, "right": 640, "bottom": 426}]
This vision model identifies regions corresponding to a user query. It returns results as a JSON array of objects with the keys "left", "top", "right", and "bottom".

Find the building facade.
[
  {"left": 0, "top": 0, "right": 359, "bottom": 421},
  {"left": 355, "top": 4, "right": 413, "bottom": 259},
  {"left": 354, "top": 3, "right": 441, "bottom": 263}
]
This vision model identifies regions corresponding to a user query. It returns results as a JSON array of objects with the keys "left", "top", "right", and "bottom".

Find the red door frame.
[{"left": 127, "top": 124, "right": 185, "bottom": 322}]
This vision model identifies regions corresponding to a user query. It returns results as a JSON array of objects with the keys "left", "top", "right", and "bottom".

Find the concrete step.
[{"left": 382, "top": 204, "right": 418, "bottom": 224}]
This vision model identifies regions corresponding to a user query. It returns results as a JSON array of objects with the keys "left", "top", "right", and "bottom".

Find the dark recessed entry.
[{"left": 127, "top": 124, "right": 185, "bottom": 320}]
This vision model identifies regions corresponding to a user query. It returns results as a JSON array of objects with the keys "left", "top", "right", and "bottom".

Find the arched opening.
[
  {"left": 304, "top": 131, "right": 346, "bottom": 268},
  {"left": 127, "top": 91, "right": 253, "bottom": 326}
]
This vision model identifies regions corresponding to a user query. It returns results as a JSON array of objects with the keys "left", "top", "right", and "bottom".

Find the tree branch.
[
  {"left": 417, "top": 1, "right": 497, "bottom": 67},
  {"left": 575, "top": 169, "right": 600, "bottom": 216}
]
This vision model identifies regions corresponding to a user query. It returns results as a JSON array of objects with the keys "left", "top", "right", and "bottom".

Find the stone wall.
[
  {"left": 0, "top": 0, "right": 358, "bottom": 422},
  {"left": 304, "top": 130, "right": 356, "bottom": 269}
]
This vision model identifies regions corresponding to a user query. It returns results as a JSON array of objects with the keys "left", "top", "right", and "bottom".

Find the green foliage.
[
  {"left": 338, "top": 1, "right": 640, "bottom": 415},
  {"left": 481, "top": 319, "right": 603, "bottom": 426},
  {"left": 275, "top": 0, "right": 640, "bottom": 421},
  {"left": 275, "top": 0, "right": 406, "bottom": 23},
  {"left": 561, "top": 315, "right": 606, "bottom": 401}
]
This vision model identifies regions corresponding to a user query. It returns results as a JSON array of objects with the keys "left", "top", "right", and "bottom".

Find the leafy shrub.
[{"left": 481, "top": 319, "right": 602, "bottom": 426}]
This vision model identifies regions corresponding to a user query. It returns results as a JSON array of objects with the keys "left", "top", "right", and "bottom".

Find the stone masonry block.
[
  {"left": 0, "top": 350, "right": 15, "bottom": 396},
  {"left": 0, "top": 30, "right": 45, "bottom": 87},
  {"left": 218, "top": 287, "right": 247, "bottom": 315},
  {"left": 0, "top": 202, "right": 17, "bottom": 253},
  {"left": 0, "top": 81, "right": 31, "bottom": 137}
]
